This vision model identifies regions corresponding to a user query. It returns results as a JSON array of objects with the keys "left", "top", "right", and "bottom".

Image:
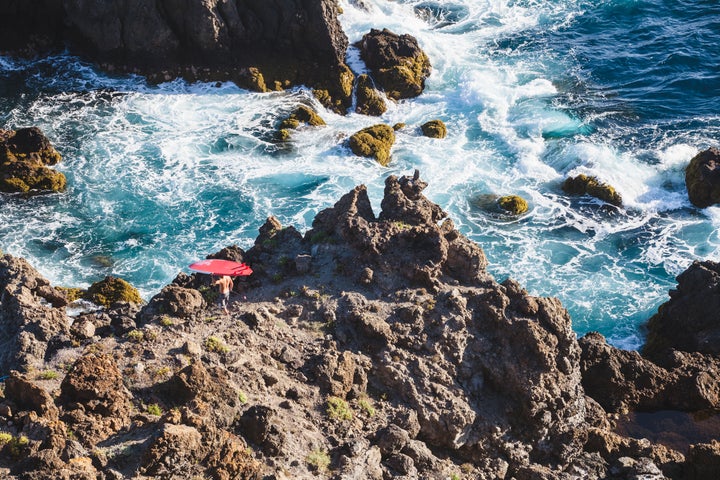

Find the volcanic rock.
[
  {"left": 643, "top": 260, "right": 720, "bottom": 359},
  {"left": 686, "top": 147, "right": 720, "bottom": 208},
  {"left": 357, "top": 28, "right": 432, "bottom": 100},
  {"left": 355, "top": 74, "right": 387, "bottom": 116},
  {"left": 562, "top": 173, "right": 622, "bottom": 207},
  {"left": 420, "top": 119, "right": 446, "bottom": 138},
  {"left": 0, "top": 127, "right": 65, "bottom": 194},
  {"left": 0, "top": 0, "right": 353, "bottom": 112},
  {"left": 349, "top": 124, "right": 396, "bottom": 165}
]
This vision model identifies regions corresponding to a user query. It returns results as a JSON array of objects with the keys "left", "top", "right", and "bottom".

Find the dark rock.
[
  {"left": 357, "top": 28, "right": 432, "bottom": 100},
  {"left": 686, "top": 148, "right": 720, "bottom": 208},
  {"left": 644, "top": 260, "right": 720, "bottom": 359},
  {"left": 4, "top": 373, "right": 58, "bottom": 419},
  {"left": 0, "top": 254, "right": 70, "bottom": 374},
  {"left": 0, "top": 127, "right": 65, "bottom": 194},
  {"left": 685, "top": 440, "right": 720, "bottom": 480},
  {"left": 376, "top": 424, "right": 410, "bottom": 455},
  {"left": 138, "top": 284, "right": 205, "bottom": 324},
  {"left": 140, "top": 423, "right": 204, "bottom": 478},
  {"left": 1, "top": 0, "right": 353, "bottom": 113}
]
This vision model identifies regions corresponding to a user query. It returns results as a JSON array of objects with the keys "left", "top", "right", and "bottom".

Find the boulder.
[
  {"left": 643, "top": 260, "right": 720, "bottom": 359},
  {"left": 138, "top": 284, "right": 205, "bottom": 323},
  {"left": 685, "top": 148, "right": 720, "bottom": 208},
  {"left": 59, "top": 353, "right": 133, "bottom": 445},
  {"left": 420, "top": 119, "right": 446, "bottom": 139},
  {"left": 277, "top": 104, "right": 326, "bottom": 140},
  {"left": 0, "top": 254, "right": 70, "bottom": 374},
  {"left": 685, "top": 440, "right": 720, "bottom": 480},
  {"left": 355, "top": 74, "right": 387, "bottom": 116},
  {"left": 580, "top": 332, "right": 720, "bottom": 413},
  {"left": 349, "top": 124, "right": 395, "bottom": 165},
  {"left": 562, "top": 174, "right": 622, "bottom": 207},
  {"left": 357, "top": 28, "right": 432, "bottom": 100},
  {"left": 0, "top": 127, "right": 65, "bottom": 194},
  {"left": 82, "top": 276, "right": 143, "bottom": 308}
]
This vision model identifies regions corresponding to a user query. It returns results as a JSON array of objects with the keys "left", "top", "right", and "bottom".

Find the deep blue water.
[{"left": 1, "top": 0, "right": 719, "bottom": 348}]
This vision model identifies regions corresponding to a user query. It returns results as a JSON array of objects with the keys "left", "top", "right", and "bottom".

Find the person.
[{"left": 213, "top": 275, "right": 234, "bottom": 315}]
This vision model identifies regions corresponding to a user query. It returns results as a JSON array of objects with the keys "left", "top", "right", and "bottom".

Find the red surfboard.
[{"left": 189, "top": 259, "right": 253, "bottom": 276}]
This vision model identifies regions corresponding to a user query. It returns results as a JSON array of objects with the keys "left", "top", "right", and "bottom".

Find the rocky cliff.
[
  {"left": 0, "top": 0, "right": 353, "bottom": 110},
  {"left": 1, "top": 172, "right": 719, "bottom": 479}
]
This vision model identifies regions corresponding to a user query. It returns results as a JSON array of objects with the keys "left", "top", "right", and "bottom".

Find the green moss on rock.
[
  {"left": 57, "top": 287, "right": 85, "bottom": 302},
  {"left": 498, "top": 195, "right": 528, "bottom": 215},
  {"left": 349, "top": 124, "right": 396, "bottom": 166},
  {"left": 562, "top": 174, "right": 622, "bottom": 207},
  {"left": 0, "top": 127, "right": 66, "bottom": 194},
  {"left": 421, "top": 119, "right": 447, "bottom": 139},
  {"left": 355, "top": 74, "right": 387, "bottom": 116},
  {"left": 276, "top": 105, "right": 326, "bottom": 141},
  {"left": 83, "top": 276, "right": 143, "bottom": 308}
]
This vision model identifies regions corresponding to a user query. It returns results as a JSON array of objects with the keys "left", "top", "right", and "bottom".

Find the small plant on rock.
[
  {"left": 0, "top": 432, "right": 12, "bottom": 445},
  {"left": 327, "top": 396, "right": 352, "bottom": 421},
  {"left": 146, "top": 403, "right": 162, "bottom": 416},
  {"left": 306, "top": 448, "right": 331, "bottom": 472},
  {"left": 7, "top": 435, "right": 29, "bottom": 458},
  {"left": 238, "top": 391, "right": 248, "bottom": 404},
  {"left": 205, "top": 336, "right": 229, "bottom": 354},
  {"left": 159, "top": 316, "right": 173, "bottom": 327},
  {"left": 126, "top": 329, "right": 144, "bottom": 343},
  {"left": 358, "top": 397, "right": 376, "bottom": 417},
  {"left": 37, "top": 370, "right": 58, "bottom": 380}
]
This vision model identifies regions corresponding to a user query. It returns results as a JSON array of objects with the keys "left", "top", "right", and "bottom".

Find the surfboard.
[{"left": 189, "top": 259, "right": 253, "bottom": 276}]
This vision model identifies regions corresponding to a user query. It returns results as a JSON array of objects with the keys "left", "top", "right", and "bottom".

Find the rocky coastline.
[
  {"left": 0, "top": 171, "right": 719, "bottom": 479},
  {"left": 1, "top": 2, "right": 720, "bottom": 479}
]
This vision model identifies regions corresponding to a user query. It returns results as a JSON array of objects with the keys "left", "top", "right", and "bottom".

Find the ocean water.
[{"left": 1, "top": 0, "right": 719, "bottom": 348}]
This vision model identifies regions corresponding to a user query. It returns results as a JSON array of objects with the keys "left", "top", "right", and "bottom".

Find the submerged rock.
[
  {"left": 0, "top": 127, "right": 65, "bottom": 194},
  {"left": 685, "top": 147, "right": 720, "bottom": 208}
]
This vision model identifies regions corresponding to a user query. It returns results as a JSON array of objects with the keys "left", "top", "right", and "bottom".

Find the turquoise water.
[{"left": 1, "top": 0, "right": 719, "bottom": 348}]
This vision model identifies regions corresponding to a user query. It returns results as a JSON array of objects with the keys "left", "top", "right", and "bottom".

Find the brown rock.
[{"left": 685, "top": 148, "right": 720, "bottom": 208}]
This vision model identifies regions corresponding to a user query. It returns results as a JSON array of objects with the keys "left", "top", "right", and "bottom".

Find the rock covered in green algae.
[
  {"left": 498, "top": 194, "right": 528, "bottom": 215},
  {"left": 355, "top": 74, "right": 387, "bottom": 116},
  {"left": 420, "top": 119, "right": 447, "bottom": 139},
  {"left": 0, "top": 127, "right": 66, "bottom": 194},
  {"left": 562, "top": 173, "right": 622, "bottom": 207},
  {"left": 84, "top": 276, "right": 143, "bottom": 308},
  {"left": 348, "top": 124, "right": 395, "bottom": 166},
  {"left": 357, "top": 28, "right": 432, "bottom": 100}
]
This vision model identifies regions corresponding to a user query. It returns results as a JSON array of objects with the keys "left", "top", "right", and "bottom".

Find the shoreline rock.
[{"left": 0, "top": 172, "right": 719, "bottom": 478}]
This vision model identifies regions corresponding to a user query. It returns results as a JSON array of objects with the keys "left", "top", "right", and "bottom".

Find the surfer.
[{"left": 214, "top": 275, "right": 234, "bottom": 315}]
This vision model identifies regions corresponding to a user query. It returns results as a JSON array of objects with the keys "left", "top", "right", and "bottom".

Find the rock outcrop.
[
  {"left": 643, "top": 260, "right": 720, "bottom": 359},
  {"left": 357, "top": 28, "right": 432, "bottom": 100},
  {"left": 686, "top": 148, "right": 720, "bottom": 208},
  {"left": 0, "top": 127, "right": 66, "bottom": 194},
  {"left": 562, "top": 173, "right": 622, "bottom": 207},
  {"left": 498, "top": 194, "right": 529, "bottom": 215},
  {"left": 0, "top": 254, "right": 70, "bottom": 375},
  {"left": 0, "top": 0, "right": 354, "bottom": 112},
  {"left": 2, "top": 173, "right": 720, "bottom": 479},
  {"left": 355, "top": 74, "right": 387, "bottom": 116}
]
